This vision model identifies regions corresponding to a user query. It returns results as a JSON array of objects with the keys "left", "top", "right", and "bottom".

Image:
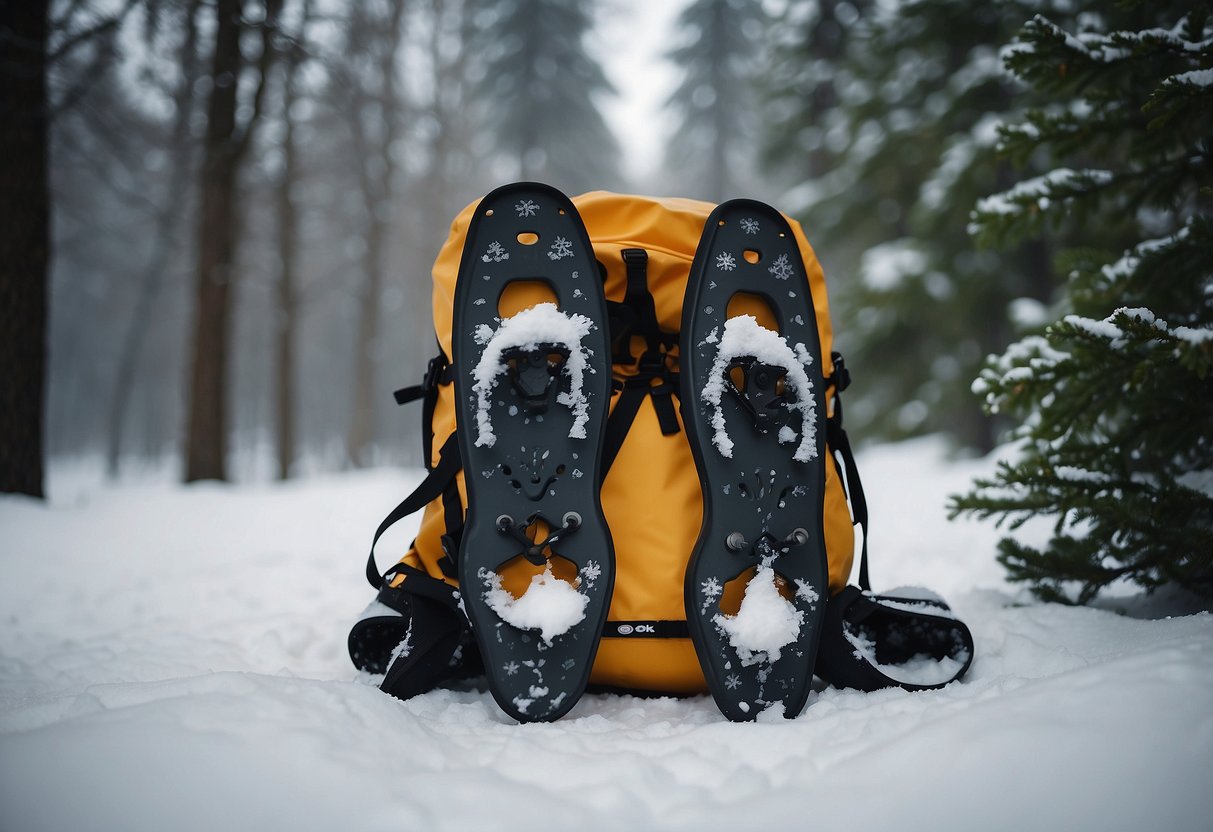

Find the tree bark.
[
  {"left": 0, "top": 0, "right": 50, "bottom": 498},
  {"left": 185, "top": 0, "right": 281, "bottom": 482},
  {"left": 185, "top": 0, "right": 243, "bottom": 482},
  {"left": 275, "top": 3, "right": 309, "bottom": 481}
]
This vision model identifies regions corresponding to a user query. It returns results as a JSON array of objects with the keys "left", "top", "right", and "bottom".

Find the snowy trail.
[{"left": 2, "top": 440, "right": 1211, "bottom": 832}]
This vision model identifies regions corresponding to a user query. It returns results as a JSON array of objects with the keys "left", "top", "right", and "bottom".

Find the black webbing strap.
[
  {"left": 380, "top": 561, "right": 463, "bottom": 611},
  {"left": 601, "top": 370, "right": 681, "bottom": 479},
  {"left": 622, "top": 249, "right": 662, "bottom": 356},
  {"left": 365, "top": 433, "right": 461, "bottom": 590},
  {"left": 826, "top": 388, "right": 871, "bottom": 592},
  {"left": 600, "top": 248, "right": 681, "bottom": 480},
  {"left": 393, "top": 351, "right": 452, "bottom": 470}
]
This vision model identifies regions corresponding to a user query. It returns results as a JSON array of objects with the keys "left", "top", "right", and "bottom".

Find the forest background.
[{"left": 14, "top": 0, "right": 1076, "bottom": 478}]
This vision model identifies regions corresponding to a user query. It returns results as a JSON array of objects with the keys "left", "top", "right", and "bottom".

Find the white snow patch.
[
  {"left": 481, "top": 565, "right": 589, "bottom": 645},
  {"left": 2, "top": 440, "right": 1212, "bottom": 831},
  {"left": 700, "top": 315, "right": 819, "bottom": 462},
  {"left": 713, "top": 566, "right": 804, "bottom": 666},
  {"left": 471, "top": 303, "right": 595, "bottom": 448}
]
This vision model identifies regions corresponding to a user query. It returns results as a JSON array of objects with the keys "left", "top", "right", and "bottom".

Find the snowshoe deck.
[
  {"left": 679, "top": 200, "right": 830, "bottom": 721},
  {"left": 452, "top": 182, "right": 614, "bottom": 722}
]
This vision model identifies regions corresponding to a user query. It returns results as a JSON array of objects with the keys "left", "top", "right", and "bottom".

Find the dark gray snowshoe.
[
  {"left": 452, "top": 182, "right": 614, "bottom": 722},
  {"left": 679, "top": 200, "right": 830, "bottom": 721}
]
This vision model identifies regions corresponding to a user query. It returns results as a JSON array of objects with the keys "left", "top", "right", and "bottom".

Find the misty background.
[{"left": 41, "top": 0, "right": 1071, "bottom": 482}]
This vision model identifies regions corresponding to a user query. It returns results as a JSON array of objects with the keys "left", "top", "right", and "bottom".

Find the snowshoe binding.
[
  {"left": 452, "top": 182, "right": 614, "bottom": 722},
  {"left": 679, "top": 200, "right": 830, "bottom": 721}
]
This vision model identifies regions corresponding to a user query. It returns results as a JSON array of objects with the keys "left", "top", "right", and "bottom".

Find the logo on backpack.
[{"left": 616, "top": 623, "right": 656, "bottom": 636}]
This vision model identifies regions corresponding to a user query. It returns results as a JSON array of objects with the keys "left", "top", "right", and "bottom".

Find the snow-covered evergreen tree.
[
  {"left": 951, "top": 6, "right": 1213, "bottom": 603},
  {"left": 469, "top": 0, "right": 620, "bottom": 194},
  {"left": 765, "top": 0, "right": 1079, "bottom": 451},
  {"left": 662, "top": 0, "right": 771, "bottom": 202}
]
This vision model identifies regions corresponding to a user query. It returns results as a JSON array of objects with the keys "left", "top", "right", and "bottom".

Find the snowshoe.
[
  {"left": 679, "top": 200, "right": 830, "bottom": 721},
  {"left": 452, "top": 182, "right": 615, "bottom": 722}
]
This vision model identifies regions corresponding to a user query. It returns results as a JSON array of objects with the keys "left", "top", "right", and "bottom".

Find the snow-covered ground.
[{"left": 2, "top": 438, "right": 1210, "bottom": 832}]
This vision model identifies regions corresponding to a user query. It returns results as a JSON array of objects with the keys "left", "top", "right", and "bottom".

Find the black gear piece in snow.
[
  {"left": 680, "top": 200, "right": 830, "bottom": 722},
  {"left": 452, "top": 182, "right": 615, "bottom": 723},
  {"left": 815, "top": 586, "right": 975, "bottom": 693}
]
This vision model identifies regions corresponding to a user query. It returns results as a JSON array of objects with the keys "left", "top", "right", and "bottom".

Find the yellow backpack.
[{"left": 352, "top": 189, "right": 871, "bottom": 697}]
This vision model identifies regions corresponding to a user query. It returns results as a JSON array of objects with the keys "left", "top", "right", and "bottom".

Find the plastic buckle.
[
  {"left": 830, "top": 351, "right": 851, "bottom": 393},
  {"left": 636, "top": 348, "right": 673, "bottom": 380},
  {"left": 423, "top": 354, "right": 448, "bottom": 392}
]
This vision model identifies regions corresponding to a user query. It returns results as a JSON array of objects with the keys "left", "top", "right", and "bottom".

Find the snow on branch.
[
  {"left": 1007, "top": 14, "right": 1213, "bottom": 67},
  {"left": 969, "top": 168, "right": 1114, "bottom": 239}
]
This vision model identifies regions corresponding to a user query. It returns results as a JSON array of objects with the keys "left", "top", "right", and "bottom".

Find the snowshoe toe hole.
[
  {"left": 717, "top": 567, "right": 798, "bottom": 617},
  {"left": 494, "top": 553, "right": 582, "bottom": 599},
  {"left": 726, "top": 291, "right": 779, "bottom": 330},
  {"left": 498, "top": 279, "right": 559, "bottom": 318}
]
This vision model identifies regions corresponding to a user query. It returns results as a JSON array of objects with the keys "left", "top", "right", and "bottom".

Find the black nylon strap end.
[{"left": 394, "top": 385, "right": 423, "bottom": 406}]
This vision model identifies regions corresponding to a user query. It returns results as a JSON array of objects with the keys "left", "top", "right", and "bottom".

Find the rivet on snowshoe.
[
  {"left": 726, "top": 531, "right": 749, "bottom": 552},
  {"left": 786, "top": 527, "right": 809, "bottom": 547},
  {"left": 562, "top": 511, "right": 582, "bottom": 529}
]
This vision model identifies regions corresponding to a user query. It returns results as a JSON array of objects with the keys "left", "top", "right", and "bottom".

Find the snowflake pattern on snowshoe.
[
  {"left": 452, "top": 182, "right": 614, "bottom": 723},
  {"left": 680, "top": 199, "right": 830, "bottom": 722}
]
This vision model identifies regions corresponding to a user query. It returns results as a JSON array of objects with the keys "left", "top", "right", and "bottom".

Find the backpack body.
[{"left": 388, "top": 191, "right": 857, "bottom": 696}]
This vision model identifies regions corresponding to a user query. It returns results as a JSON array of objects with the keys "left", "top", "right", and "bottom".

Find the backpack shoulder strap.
[{"left": 364, "top": 432, "right": 461, "bottom": 589}]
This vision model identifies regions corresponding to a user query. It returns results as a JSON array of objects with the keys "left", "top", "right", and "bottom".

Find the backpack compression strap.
[{"left": 393, "top": 350, "right": 453, "bottom": 470}]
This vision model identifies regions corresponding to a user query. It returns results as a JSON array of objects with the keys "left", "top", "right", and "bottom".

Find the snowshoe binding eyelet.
[
  {"left": 680, "top": 199, "right": 830, "bottom": 722},
  {"left": 452, "top": 182, "right": 614, "bottom": 723}
]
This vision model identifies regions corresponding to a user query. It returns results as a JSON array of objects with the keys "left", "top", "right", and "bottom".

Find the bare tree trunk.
[
  {"left": 0, "top": 0, "right": 49, "bottom": 498},
  {"left": 185, "top": 0, "right": 281, "bottom": 482},
  {"left": 106, "top": 0, "right": 202, "bottom": 478},
  {"left": 185, "top": 0, "right": 243, "bottom": 482},
  {"left": 345, "top": 1, "right": 406, "bottom": 469},
  {"left": 275, "top": 2, "right": 309, "bottom": 481}
]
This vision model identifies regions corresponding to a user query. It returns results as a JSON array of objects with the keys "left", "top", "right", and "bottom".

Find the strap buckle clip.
[
  {"left": 830, "top": 351, "right": 851, "bottom": 393},
  {"left": 423, "top": 353, "right": 449, "bottom": 392}
]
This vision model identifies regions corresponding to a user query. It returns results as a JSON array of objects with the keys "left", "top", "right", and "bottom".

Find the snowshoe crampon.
[
  {"left": 680, "top": 200, "right": 829, "bottom": 721},
  {"left": 452, "top": 182, "right": 614, "bottom": 722}
]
